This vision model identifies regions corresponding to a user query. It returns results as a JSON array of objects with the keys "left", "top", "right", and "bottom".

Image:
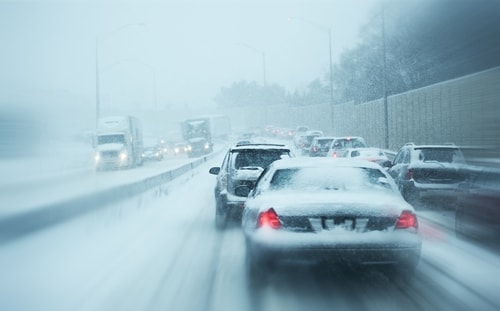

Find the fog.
[
  {"left": 1, "top": 141, "right": 500, "bottom": 310},
  {"left": 1, "top": 1, "right": 500, "bottom": 310},
  {"left": 0, "top": 0, "right": 371, "bottom": 124}
]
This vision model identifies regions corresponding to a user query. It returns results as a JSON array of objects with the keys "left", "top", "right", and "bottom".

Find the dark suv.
[
  {"left": 209, "top": 143, "right": 293, "bottom": 229},
  {"left": 455, "top": 164, "right": 500, "bottom": 245},
  {"left": 387, "top": 143, "right": 468, "bottom": 205},
  {"left": 309, "top": 136, "right": 335, "bottom": 157}
]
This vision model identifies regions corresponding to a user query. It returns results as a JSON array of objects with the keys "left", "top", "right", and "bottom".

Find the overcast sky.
[{"left": 0, "top": 0, "right": 376, "bottom": 130}]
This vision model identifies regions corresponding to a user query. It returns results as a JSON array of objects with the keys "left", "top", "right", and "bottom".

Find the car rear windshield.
[
  {"left": 269, "top": 167, "right": 391, "bottom": 192},
  {"left": 232, "top": 150, "right": 290, "bottom": 170},
  {"left": 416, "top": 148, "right": 465, "bottom": 163},
  {"left": 331, "top": 138, "right": 366, "bottom": 149},
  {"left": 315, "top": 139, "right": 334, "bottom": 147}
]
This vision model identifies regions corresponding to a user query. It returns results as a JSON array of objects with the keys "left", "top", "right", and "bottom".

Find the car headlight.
[
  {"left": 94, "top": 152, "right": 101, "bottom": 163},
  {"left": 120, "top": 151, "right": 128, "bottom": 161}
]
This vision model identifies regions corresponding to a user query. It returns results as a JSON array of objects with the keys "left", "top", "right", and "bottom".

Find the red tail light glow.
[
  {"left": 395, "top": 211, "right": 418, "bottom": 229},
  {"left": 332, "top": 152, "right": 337, "bottom": 158},
  {"left": 220, "top": 174, "right": 228, "bottom": 190},
  {"left": 258, "top": 208, "right": 281, "bottom": 229}
]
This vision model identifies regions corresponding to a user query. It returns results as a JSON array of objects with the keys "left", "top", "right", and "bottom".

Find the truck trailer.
[
  {"left": 180, "top": 115, "right": 231, "bottom": 157},
  {"left": 93, "top": 116, "right": 144, "bottom": 170}
]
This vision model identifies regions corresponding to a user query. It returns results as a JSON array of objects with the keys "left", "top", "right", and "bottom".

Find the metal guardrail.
[{"left": 0, "top": 152, "right": 220, "bottom": 244}]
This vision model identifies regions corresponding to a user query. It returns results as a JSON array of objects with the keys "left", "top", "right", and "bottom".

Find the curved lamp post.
[
  {"left": 235, "top": 42, "right": 267, "bottom": 86},
  {"left": 288, "top": 17, "right": 334, "bottom": 133},
  {"left": 95, "top": 23, "right": 145, "bottom": 127}
]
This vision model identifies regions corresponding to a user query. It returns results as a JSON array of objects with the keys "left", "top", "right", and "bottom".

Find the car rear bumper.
[
  {"left": 219, "top": 193, "right": 246, "bottom": 220},
  {"left": 246, "top": 229, "right": 421, "bottom": 267},
  {"left": 403, "top": 180, "right": 460, "bottom": 200}
]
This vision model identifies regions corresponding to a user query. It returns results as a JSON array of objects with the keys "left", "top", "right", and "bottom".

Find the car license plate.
[{"left": 309, "top": 217, "right": 369, "bottom": 232}]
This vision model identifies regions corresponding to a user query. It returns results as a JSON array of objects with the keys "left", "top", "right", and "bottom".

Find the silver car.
[{"left": 328, "top": 136, "right": 368, "bottom": 157}]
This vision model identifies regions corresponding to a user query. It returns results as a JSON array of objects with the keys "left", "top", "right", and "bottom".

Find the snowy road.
[
  {"left": 0, "top": 148, "right": 209, "bottom": 219},
  {"left": 1, "top": 150, "right": 500, "bottom": 311}
]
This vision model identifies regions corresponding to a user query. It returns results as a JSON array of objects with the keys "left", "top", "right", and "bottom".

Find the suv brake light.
[
  {"left": 405, "top": 169, "right": 413, "bottom": 180},
  {"left": 258, "top": 208, "right": 281, "bottom": 229},
  {"left": 220, "top": 174, "right": 228, "bottom": 190},
  {"left": 395, "top": 211, "right": 418, "bottom": 229}
]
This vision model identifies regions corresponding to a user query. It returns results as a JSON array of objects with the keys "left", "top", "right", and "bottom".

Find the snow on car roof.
[
  {"left": 314, "top": 136, "right": 336, "bottom": 141},
  {"left": 413, "top": 145, "right": 460, "bottom": 149},
  {"left": 230, "top": 143, "right": 290, "bottom": 151},
  {"left": 268, "top": 157, "right": 383, "bottom": 170},
  {"left": 404, "top": 142, "right": 460, "bottom": 149}
]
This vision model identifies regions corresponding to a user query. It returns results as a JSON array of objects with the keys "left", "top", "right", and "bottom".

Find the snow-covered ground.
[
  {"left": 0, "top": 139, "right": 228, "bottom": 219},
  {"left": 0, "top": 142, "right": 499, "bottom": 311}
]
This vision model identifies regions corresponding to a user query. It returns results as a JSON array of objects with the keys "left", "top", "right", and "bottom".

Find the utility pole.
[
  {"left": 328, "top": 28, "right": 334, "bottom": 135},
  {"left": 236, "top": 42, "right": 267, "bottom": 86},
  {"left": 95, "top": 23, "right": 145, "bottom": 128},
  {"left": 381, "top": 3, "right": 389, "bottom": 149},
  {"left": 289, "top": 17, "right": 334, "bottom": 134}
]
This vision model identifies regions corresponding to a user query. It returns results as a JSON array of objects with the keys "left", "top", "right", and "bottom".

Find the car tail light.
[
  {"left": 405, "top": 169, "right": 413, "bottom": 180},
  {"left": 332, "top": 152, "right": 337, "bottom": 158},
  {"left": 312, "top": 146, "right": 317, "bottom": 153},
  {"left": 220, "top": 174, "right": 228, "bottom": 190},
  {"left": 395, "top": 211, "right": 418, "bottom": 229},
  {"left": 258, "top": 208, "right": 281, "bottom": 229}
]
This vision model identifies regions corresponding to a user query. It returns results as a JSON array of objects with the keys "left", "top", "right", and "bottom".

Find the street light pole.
[
  {"left": 261, "top": 51, "right": 267, "bottom": 86},
  {"left": 95, "top": 37, "right": 100, "bottom": 128},
  {"left": 328, "top": 28, "right": 334, "bottom": 134},
  {"left": 381, "top": 3, "right": 389, "bottom": 149},
  {"left": 95, "top": 23, "right": 145, "bottom": 127},
  {"left": 289, "top": 17, "right": 334, "bottom": 134},
  {"left": 236, "top": 42, "right": 267, "bottom": 86}
]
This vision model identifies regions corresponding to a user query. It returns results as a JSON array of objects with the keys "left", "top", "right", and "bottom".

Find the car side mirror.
[{"left": 209, "top": 167, "right": 220, "bottom": 175}]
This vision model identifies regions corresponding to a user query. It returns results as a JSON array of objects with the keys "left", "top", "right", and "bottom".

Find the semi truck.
[
  {"left": 93, "top": 115, "right": 144, "bottom": 170},
  {"left": 180, "top": 115, "right": 231, "bottom": 157}
]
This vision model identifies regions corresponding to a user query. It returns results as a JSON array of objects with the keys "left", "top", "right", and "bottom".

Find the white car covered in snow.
[{"left": 241, "top": 157, "right": 422, "bottom": 284}]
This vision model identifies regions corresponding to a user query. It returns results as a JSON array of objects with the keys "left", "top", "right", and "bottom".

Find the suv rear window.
[
  {"left": 331, "top": 138, "right": 367, "bottom": 150},
  {"left": 315, "top": 138, "right": 334, "bottom": 147},
  {"left": 231, "top": 149, "right": 290, "bottom": 170},
  {"left": 416, "top": 147, "right": 465, "bottom": 163}
]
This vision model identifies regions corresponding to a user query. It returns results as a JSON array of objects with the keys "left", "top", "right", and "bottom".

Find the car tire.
[
  {"left": 246, "top": 249, "right": 273, "bottom": 289},
  {"left": 215, "top": 200, "right": 227, "bottom": 230},
  {"left": 402, "top": 186, "right": 420, "bottom": 207},
  {"left": 381, "top": 264, "right": 416, "bottom": 288}
]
